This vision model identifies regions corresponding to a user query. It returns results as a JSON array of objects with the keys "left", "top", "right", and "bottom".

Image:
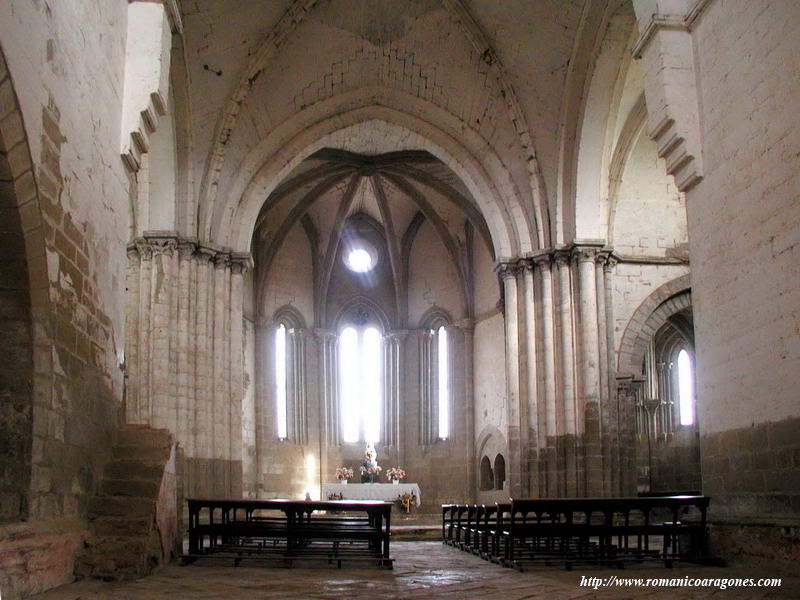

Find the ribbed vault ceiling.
[{"left": 253, "top": 149, "right": 495, "bottom": 324}]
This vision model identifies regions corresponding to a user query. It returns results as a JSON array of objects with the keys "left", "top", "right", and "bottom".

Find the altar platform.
[{"left": 322, "top": 482, "right": 422, "bottom": 506}]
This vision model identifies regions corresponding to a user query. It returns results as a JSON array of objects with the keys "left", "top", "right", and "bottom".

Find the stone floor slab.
[{"left": 32, "top": 542, "right": 800, "bottom": 599}]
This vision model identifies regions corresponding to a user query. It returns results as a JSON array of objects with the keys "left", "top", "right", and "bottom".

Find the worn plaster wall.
[
  {"left": 261, "top": 223, "right": 314, "bottom": 325},
  {"left": 611, "top": 132, "right": 687, "bottom": 257},
  {"left": 471, "top": 232, "right": 505, "bottom": 481},
  {"left": 0, "top": 0, "right": 130, "bottom": 595},
  {"left": 408, "top": 221, "right": 464, "bottom": 326}
]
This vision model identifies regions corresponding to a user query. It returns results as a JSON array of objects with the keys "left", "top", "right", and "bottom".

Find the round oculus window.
[{"left": 344, "top": 243, "right": 378, "bottom": 273}]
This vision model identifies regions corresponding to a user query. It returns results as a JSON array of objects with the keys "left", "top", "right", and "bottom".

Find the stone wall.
[
  {"left": 0, "top": 0, "right": 131, "bottom": 594},
  {"left": 632, "top": 0, "right": 800, "bottom": 565}
]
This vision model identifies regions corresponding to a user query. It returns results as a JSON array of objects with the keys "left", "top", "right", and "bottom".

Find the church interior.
[{"left": 0, "top": 0, "right": 798, "bottom": 597}]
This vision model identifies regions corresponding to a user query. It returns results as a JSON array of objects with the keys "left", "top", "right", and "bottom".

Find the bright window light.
[
  {"left": 275, "top": 324, "right": 288, "bottom": 439},
  {"left": 437, "top": 325, "right": 449, "bottom": 439},
  {"left": 346, "top": 248, "right": 373, "bottom": 272},
  {"left": 339, "top": 327, "right": 360, "bottom": 443},
  {"left": 339, "top": 326, "right": 382, "bottom": 443},
  {"left": 677, "top": 349, "right": 695, "bottom": 426},
  {"left": 363, "top": 327, "right": 382, "bottom": 443}
]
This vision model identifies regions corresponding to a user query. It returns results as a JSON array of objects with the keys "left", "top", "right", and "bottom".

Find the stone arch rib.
[
  {"left": 617, "top": 275, "right": 692, "bottom": 375},
  {"left": 0, "top": 47, "right": 54, "bottom": 521}
]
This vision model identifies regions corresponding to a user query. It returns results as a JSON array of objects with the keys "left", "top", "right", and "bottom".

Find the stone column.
[
  {"left": 457, "top": 321, "right": 476, "bottom": 501},
  {"left": 417, "top": 329, "right": 433, "bottom": 445},
  {"left": 176, "top": 241, "right": 196, "bottom": 456},
  {"left": 497, "top": 263, "right": 526, "bottom": 498},
  {"left": 554, "top": 251, "right": 577, "bottom": 496},
  {"left": 125, "top": 243, "right": 142, "bottom": 423},
  {"left": 124, "top": 233, "right": 252, "bottom": 500},
  {"left": 604, "top": 255, "right": 621, "bottom": 494},
  {"left": 521, "top": 260, "right": 541, "bottom": 497},
  {"left": 229, "top": 254, "right": 249, "bottom": 496},
  {"left": 532, "top": 253, "right": 558, "bottom": 496},
  {"left": 193, "top": 246, "right": 215, "bottom": 498},
  {"left": 574, "top": 246, "right": 602, "bottom": 496},
  {"left": 385, "top": 331, "right": 407, "bottom": 463}
]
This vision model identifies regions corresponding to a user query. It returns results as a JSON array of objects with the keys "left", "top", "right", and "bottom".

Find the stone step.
[
  {"left": 92, "top": 516, "right": 153, "bottom": 537},
  {"left": 112, "top": 443, "right": 171, "bottom": 462},
  {"left": 104, "top": 459, "right": 164, "bottom": 481},
  {"left": 89, "top": 495, "right": 155, "bottom": 518},
  {"left": 117, "top": 425, "right": 172, "bottom": 448},
  {"left": 102, "top": 478, "right": 161, "bottom": 499},
  {"left": 83, "top": 535, "right": 149, "bottom": 557}
]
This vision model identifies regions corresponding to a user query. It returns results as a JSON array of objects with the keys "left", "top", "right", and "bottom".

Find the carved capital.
[
  {"left": 313, "top": 328, "right": 337, "bottom": 341},
  {"left": 229, "top": 252, "right": 252, "bottom": 274},
  {"left": 195, "top": 245, "right": 216, "bottom": 265},
  {"left": 495, "top": 261, "right": 521, "bottom": 280},
  {"left": 134, "top": 239, "right": 154, "bottom": 261},
  {"left": 572, "top": 246, "right": 598, "bottom": 264},
  {"left": 178, "top": 240, "right": 197, "bottom": 260},
  {"left": 386, "top": 329, "right": 409, "bottom": 343},
  {"left": 529, "top": 251, "right": 552, "bottom": 270},
  {"left": 553, "top": 250, "right": 571, "bottom": 268},
  {"left": 126, "top": 242, "right": 141, "bottom": 264},
  {"left": 214, "top": 252, "right": 231, "bottom": 270},
  {"left": 604, "top": 254, "right": 619, "bottom": 273},
  {"left": 594, "top": 249, "right": 612, "bottom": 267}
]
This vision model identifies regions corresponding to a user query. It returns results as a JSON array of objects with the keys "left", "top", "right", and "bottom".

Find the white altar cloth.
[{"left": 322, "top": 482, "right": 422, "bottom": 506}]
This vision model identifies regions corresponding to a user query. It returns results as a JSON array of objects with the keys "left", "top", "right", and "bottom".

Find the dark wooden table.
[{"left": 186, "top": 498, "right": 393, "bottom": 568}]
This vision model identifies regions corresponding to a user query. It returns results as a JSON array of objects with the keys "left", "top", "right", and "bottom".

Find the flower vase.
[
  {"left": 392, "top": 479, "right": 399, "bottom": 485},
  {"left": 341, "top": 479, "right": 347, "bottom": 485}
]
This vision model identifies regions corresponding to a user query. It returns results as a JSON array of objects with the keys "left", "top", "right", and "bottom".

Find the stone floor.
[{"left": 33, "top": 542, "right": 799, "bottom": 600}]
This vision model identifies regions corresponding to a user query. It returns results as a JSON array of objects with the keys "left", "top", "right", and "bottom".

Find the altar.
[{"left": 322, "top": 483, "right": 422, "bottom": 506}]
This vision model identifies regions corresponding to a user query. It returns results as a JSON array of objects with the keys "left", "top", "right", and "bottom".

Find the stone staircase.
[{"left": 75, "top": 424, "right": 179, "bottom": 581}]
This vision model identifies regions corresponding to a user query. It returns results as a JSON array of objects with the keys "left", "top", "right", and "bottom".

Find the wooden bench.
[
  {"left": 442, "top": 496, "right": 711, "bottom": 571},
  {"left": 185, "top": 498, "right": 393, "bottom": 568},
  {"left": 501, "top": 496, "right": 710, "bottom": 570}
]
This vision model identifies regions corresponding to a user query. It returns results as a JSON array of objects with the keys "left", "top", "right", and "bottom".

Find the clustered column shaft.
[
  {"left": 497, "top": 245, "right": 625, "bottom": 498},
  {"left": 125, "top": 232, "right": 251, "bottom": 499}
]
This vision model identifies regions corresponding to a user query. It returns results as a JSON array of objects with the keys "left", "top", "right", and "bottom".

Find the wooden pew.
[
  {"left": 500, "top": 496, "right": 710, "bottom": 571},
  {"left": 185, "top": 498, "right": 394, "bottom": 568}
]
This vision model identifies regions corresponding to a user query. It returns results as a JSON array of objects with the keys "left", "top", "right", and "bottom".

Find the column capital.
[
  {"left": 177, "top": 239, "right": 197, "bottom": 260},
  {"left": 553, "top": 249, "right": 572, "bottom": 267},
  {"left": 527, "top": 250, "right": 553, "bottom": 269},
  {"left": 229, "top": 252, "right": 253, "bottom": 274},
  {"left": 195, "top": 245, "right": 217, "bottom": 265},
  {"left": 495, "top": 261, "right": 522, "bottom": 280},
  {"left": 604, "top": 253, "right": 619, "bottom": 273},
  {"left": 386, "top": 329, "right": 409, "bottom": 341},
  {"left": 313, "top": 328, "right": 337, "bottom": 341},
  {"left": 127, "top": 241, "right": 142, "bottom": 262},
  {"left": 142, "top": 231, "right": 180, "bottom": 257},
  {"left": 454, "top": 318, "right": 475, "bottom": 331},
  {"left": 571, "top": 243, "right": 607, "bottom": 264},
  {"left": 214, "top": 251, "right": 231, "bottom": 270}
]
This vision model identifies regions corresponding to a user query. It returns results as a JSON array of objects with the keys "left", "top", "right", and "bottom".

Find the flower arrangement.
[
  {"left": 335, "top": 467, "right": 354, "bottom": 481},
  {"left": 386, "top": 467, "right": 406, "bottom": 481},
  {"left": 360, "top": 465, "right": 382, "bottom": 476},
  {"left": 398, "top": 492, "right": 416, "bottom": 513}
]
